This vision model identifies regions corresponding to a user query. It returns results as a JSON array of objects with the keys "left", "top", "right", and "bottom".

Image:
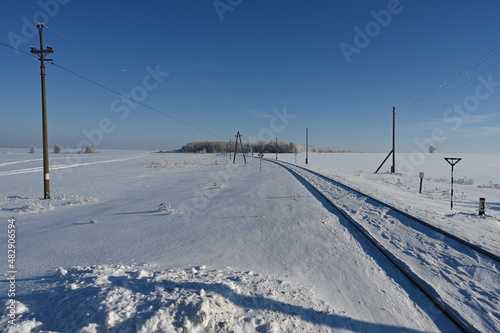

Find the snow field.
[
  {"left": 280, "top": 152, "right": 500, "bottom": 254},
  {"left": 1, "top": 264, "right": 340, "bottom": 333},
  {"left": 1, "top": 149, "right": 493, "bottom": 331},
  {"left": 284, "top": 163, "right": 499, "bottom": 332}
]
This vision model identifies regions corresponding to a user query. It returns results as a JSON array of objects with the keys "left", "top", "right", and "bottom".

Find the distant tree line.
[{"left": 179, "top": 141, "right": 350, "bottom": 154}]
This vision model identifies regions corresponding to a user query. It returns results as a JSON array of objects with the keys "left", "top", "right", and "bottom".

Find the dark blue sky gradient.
[{"left": 1, "top": 0, "right": 500, "bottom": 152}]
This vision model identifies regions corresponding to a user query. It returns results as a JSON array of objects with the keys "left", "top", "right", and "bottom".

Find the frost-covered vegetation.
[{"left": 179, "top": 140, "right": 351, "bottom": 154}]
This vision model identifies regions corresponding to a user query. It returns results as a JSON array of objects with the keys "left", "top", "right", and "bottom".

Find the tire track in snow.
[
  {"left": 0, "top": 156, "right": 69, "bottom": 167},
  {"left": 0, "top": 154, "right": 149, "bottom": 176}
]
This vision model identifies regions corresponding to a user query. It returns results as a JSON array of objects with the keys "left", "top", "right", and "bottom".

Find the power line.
[
  {"left": 0, "top": 40, "right": 38, "bottom": 58},
  {"left": 399, "top": 60, "right": 500, "bottom": 115},
  {"left": 0, "top": 3, "right": 232, "bottom": 137},
  {"left": 332, "top": 44, "right": 500, "bottom": 132},
  {"left": 50, "top": 62, "right": 229, "bottom": 140},
  {"left": 398, "top": 43, "right": 500, "bottom": 111},
  {"left": 0, "top": 5, "right": 25, "bottom": 18},
  {"left": 41, "top": 23, "right": 235, "bottom": 135},
  {"left": 0, "top": 41, "right": 229, "bottom": 141}
]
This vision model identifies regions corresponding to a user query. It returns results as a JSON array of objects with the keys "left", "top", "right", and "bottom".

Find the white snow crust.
[{"left": 1, "top": 149, "right": 498, "bottom": 332}]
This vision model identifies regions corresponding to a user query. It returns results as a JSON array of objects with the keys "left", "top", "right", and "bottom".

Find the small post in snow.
[
  {"left": 479, "top": 198, "right": 486, "bottom": 216},
  {"left": 444, "top": 158, "right": 462, "bottom": 210},
  {"left": 258, "top": 152, "right": 264, "bottom": 172},
  {"left": 419, "top": 172, "right": 424, "bottom": 194}
]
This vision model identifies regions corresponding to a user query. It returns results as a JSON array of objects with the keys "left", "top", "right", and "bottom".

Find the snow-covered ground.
[
  {"left": 0, "top": 149, "right": 498, "bottom": 332},
  {"left": 280, "top": 152, "right": 500, "bottom": 255}
]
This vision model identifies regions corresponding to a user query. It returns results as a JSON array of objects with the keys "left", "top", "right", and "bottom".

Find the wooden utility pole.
[
  {"left": 30, "top": 24, "right": 53, "bottom": 199},
  {"left": 233, "top": 131, "right": 247, "bottom": 164},
  {"left": 375, "top": 106, "right": 396, "bottom": 174},
  {"left": 391, "top": 106, "right": 396, "bottom": 174},
  {"left": 306, "top": 128, "right": 309, "bottom": 164},
  {"left": 239, "top": 132, "right": 247, "bottom": 164}
]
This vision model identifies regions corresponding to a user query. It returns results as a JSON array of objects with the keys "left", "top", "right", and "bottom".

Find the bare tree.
[{"left": 84, "top": 144, "right": 96, "bottom": 154}]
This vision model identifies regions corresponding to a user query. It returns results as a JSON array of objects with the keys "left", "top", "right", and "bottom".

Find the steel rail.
[{"left": 268, "top": 158, "right": 494, "bottom": 333}]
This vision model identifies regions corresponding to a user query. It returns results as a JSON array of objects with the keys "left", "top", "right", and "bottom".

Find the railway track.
[{"left": 269, "top": 159, "right": 500, "bottom": 333}]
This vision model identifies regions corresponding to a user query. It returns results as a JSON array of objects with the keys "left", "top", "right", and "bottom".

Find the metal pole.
[
  {"left": 31, "top": 24, "right": 53, "bottom": 200},
  {"left": 392, "top": 106, "right": 396, "bottom": 174},
  {"left": 305, "top": 128, "right": 309, "bottom": 165},
  {"left": 451, "top": 164, "right": 454, "bottom": 209},
  {"left": 444, "top": 158, "right": 461, "bottom": 210}
]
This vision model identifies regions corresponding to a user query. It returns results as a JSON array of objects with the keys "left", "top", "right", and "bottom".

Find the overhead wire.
[
  {"left": 0, "top": 41, "right": 229, "bottom": 141},
  {"left": 398, "top": 43, "right": 500, "bottom": 112},
  {"left": 0, "top": 40, "right": 38, "bottom": 58},
  {"left": 49, "top": 61, "right": 229, "bottom": 140},
  {"left": 43, "top": 24, "right": 235, "bottom": 136},
  {"left": 399, "top": 60, "right": 500, "bottom": 114},
  {"left": 1, "top": 3, "right": 234, "bottom": 141},
  {"left": 3, "top": 1, "right": 500, "bottom": 140},
  {"left": 333, "top": 42, "right": 500, "bottom": 132}
]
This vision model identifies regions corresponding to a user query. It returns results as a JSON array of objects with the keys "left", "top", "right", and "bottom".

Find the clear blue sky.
[{"left": 1, "top": 0, "right": 500, "bottom": 152}]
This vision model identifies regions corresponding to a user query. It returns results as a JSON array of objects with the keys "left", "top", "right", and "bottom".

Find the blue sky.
[{"left": 1, "top": 0, "right": 500, "bottom": 152}]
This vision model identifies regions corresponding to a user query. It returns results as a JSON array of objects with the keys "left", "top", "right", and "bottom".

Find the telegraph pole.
[
  {"left": 391, "top": 106, "right": 396, "bottom": 174},
  {"left": 375, "top": 106, "right": 396, "bottom": 174},
  {"left": 239, "top": 132, "right": 247, "bottom": 164},
  {"left": 306, "top": 128, "right": 309, "bottom": 165},
  {"left": 30, "top": 24, "right": 53, "bottom": 199},
  {"left": 233, "top": 131, "right": 246, "bottom": 164}
]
